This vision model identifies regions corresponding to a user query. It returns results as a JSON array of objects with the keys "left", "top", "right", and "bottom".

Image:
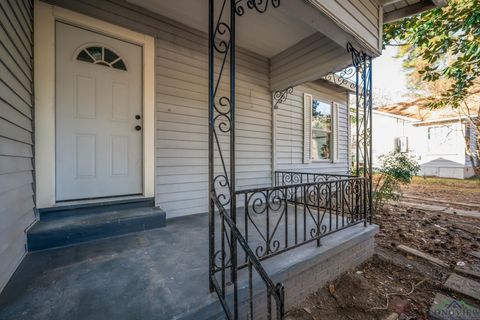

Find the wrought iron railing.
[
  {"left": 210, "top": 197, "right": 285, "bottom": 319},
  {"left": 236, "top": 176, "right": 369, "bottom": 262},
  {"left": 208, "top": 2, "right": 285, "bottom": 317},
  {"left": 207, "top": 0, "right": 373, "bottom": 318},
  {"left": 275, "top": 171, "right": 355, "bottom": 186}
]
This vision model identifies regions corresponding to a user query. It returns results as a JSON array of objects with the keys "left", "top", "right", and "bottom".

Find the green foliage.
[
  {"left": 383, "top": 0, "right": 480, "bottom": 108},
  {"left": 373, "top": 152, "right": 420, "bottom": 211}
]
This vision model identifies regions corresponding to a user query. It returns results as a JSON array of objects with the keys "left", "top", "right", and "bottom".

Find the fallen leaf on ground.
[{"left": 328, "top": 284, "right": 335, "bottom": 295}]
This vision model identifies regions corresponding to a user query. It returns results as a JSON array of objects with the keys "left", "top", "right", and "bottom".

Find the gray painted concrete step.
[
  {"left": 38, "top": 197, "right": 155, "bottom": 220},
  {"left": 28, "top": 202, "right": 166, "bottom": 251},
  {"left": 429, "top": 293, "right": 480, "bottom": 320}
]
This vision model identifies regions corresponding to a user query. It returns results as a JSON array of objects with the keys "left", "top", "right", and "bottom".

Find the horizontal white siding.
[
  {"left": 41, "top": 0, "right": 354, "bottom": 218},
  {"left": 44, "top": 0, "right": 273, "bottom": 218},
  {"left": 307, "top": 0, "right": 382, "bottom": 54},
  {"left": 156, "top": 35, "right": 272, "bottom": 217},
  {"left": 275, "top": 82, "right": 349, "bottom": 173},
  {"left": 270, "top": 33, "right": 351, "bottom": 91},
  {"left": 0, "top": 0, "right": 35, "bottom": 293}
]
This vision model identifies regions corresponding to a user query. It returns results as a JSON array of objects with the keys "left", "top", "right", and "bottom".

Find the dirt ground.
[
  {"left": 285, "top": 254, "right": 442, "bottom": 320},
  {"left": 286, "top": 177, "right": 480, "bottom": 320},
  {"left": 402, "top": 176, "right": 480, "bottom": 206}
]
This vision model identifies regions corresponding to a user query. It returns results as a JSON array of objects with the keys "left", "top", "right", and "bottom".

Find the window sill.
[{"left": 311, "top": 159, "right": 332, "bottom": 163}]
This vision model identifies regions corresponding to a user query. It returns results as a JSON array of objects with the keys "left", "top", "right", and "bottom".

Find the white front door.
[{"left": 55, "top": 22, "right": 143, "bottom": 201}]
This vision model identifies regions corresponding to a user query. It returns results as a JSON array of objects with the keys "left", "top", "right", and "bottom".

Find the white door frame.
[{"left": 34, "top": 1, "right": 155, "bottom": 208}]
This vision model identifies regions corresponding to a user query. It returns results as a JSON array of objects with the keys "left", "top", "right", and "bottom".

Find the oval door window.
[{"left": 76, "top": 46, "right": 127, "bottom": 71}]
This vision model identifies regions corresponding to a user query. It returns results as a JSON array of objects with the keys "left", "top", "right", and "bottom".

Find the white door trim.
[{"left": 34, "top": 0, "right": 155, "bottom": 208}]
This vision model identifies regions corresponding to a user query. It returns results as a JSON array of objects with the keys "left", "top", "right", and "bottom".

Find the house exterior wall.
[
  {"left": 155, "top": 26, "right": 273, "bottom": 217},
  {"left": 270, "top": 33, "right": 351, "bottom": 91},
  {"left": 415, "top": 122, "right": 467, "bottom": 178},
  {"left": 42, "top": 0, "right": 352, "bottom": 218},
  {"left": 307, "top": 0, "right": 383, "bottom": 55},
  {"left": 0, "top": 0, "right": 36, "bottom": 292},
  {"left": 41, "top": 0, "right": 272, "bottom": 218},
  {"left": 372, "top": 111, "right": 471, "bottom": 179},
  {"left": 275, "top": 83, "right": 350, "bottom": 173},
  {"left": 371, "top": 112, "right": 417, "bottom": 166}
]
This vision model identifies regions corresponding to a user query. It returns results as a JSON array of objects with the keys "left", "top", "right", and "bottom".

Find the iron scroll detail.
[
  {"left": 347, "top": 42, "right": 364, "bottom": 68},
  {"left": 346, "top": 42, "right": 373, "bottom": 225},
  {"left": 273, "top": 87, "right": 293, "bottom": 109},
  {"left": 323, "top": 67, "right": 356, "bottom": 90},
  {"left": 235, "top": 0, "right": 280, "bottom": 15},
  {"left": 208, "top": 0, "right": 285, "bottom": 319}
]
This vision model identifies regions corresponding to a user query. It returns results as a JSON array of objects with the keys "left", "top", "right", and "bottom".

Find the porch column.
[
  {"left": 208, "top": 0, "right": 237, "bottom": 310},
  {"left": 348, "top": 43, "right": 373, "bottom": 224}
]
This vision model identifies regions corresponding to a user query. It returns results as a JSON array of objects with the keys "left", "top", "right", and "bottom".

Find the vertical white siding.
[
  {"left": 275, "top": 83, "right": 349, "bottom": 173},
  {"left": 0, "top": 0, "right": 35, "bottom": 292}
]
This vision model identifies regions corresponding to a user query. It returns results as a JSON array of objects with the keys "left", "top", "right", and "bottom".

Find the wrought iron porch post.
[
  {"left": 348, "top": 42, "right": 373, "bottom": 225},
  {"left": 208, "top": 0, "right": 215, "bottom": 293},
  {"left": 207, "top": 2, "right": 292, "bottom": 318},
  {"left": 229, "top": 0, "right": 238, "bottom": 316},
  {"left": 368, "top": 56, "right": 373, "bottom": 224},
  {"left": 363, "top": 55, "right": 373, "bottom": 225},
  {"left": 362, "top": 54, "right": 368, "bottom": 226},
  {"left": 208, "top": 0, "right": 238, "bottom": 307}
]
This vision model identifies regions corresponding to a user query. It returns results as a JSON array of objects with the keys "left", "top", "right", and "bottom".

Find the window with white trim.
[
  {"left": 311, "top": 99, "right": 332, "bottom": 160},
  {"left": 303, "top": 93, "right": 339, "bottom": 163}
]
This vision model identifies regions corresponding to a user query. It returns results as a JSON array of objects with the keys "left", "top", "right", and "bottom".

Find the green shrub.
[{"left": 373, "top": 152, "right": 420, "bottom": 211}]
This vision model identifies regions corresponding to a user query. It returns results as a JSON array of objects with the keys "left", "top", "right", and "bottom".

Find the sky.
[{"left": 371, "top": 45, "right": 411, "bottom": 107}]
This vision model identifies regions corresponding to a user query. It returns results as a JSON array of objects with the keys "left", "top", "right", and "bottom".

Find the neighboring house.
[
  {"left": 373, "top": 97, "right": 479, "bottom": 179},
  {"left": 0, "top": 0, "right": 442, "bottom": 319}
]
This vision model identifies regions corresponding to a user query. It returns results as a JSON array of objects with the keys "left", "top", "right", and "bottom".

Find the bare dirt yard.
[
  {"left": 402, "top": 176, "right": 480, "bottom": 206},
  {"left": 286, "top": 177, "right": 480, "bottom": 320}
]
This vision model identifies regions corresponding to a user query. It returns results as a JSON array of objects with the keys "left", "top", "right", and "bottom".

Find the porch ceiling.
[{"left": 126, "top": 0, "right": 317, "bottom": 58}]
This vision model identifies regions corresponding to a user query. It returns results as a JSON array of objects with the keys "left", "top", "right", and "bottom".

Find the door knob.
[
  {"left": 135, "top": 125, "right": 142, "bottom": 131},
  {"left": 135, "top": 115, "right": 141, "bottom": 120}
]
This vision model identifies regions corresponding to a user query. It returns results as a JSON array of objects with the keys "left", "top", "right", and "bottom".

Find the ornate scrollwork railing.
[
  {"left": 275, "top": 171, "right": 355, "bottom": 186},
  {"left": 208, "top": 0, "right": 285, "bottom": 319},
  {"left": 207, "top": 0, "right": 373, "bottom": 315},
  {"left": 213, "top": 198, "right": 285, "bottom": 319},
  {"left": 347, "top": 43, "right": 373, "bottom": 223},
  {"left": 235, "top": 0, "right": 280, "bottom": 15},
  {"left": 236, "top": 176, "right": 368, "bottom": 262}
]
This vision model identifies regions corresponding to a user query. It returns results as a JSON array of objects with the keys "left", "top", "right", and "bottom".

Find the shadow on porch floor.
[{"left": 0, "top": 213, "right": 377, "bottom": 320}]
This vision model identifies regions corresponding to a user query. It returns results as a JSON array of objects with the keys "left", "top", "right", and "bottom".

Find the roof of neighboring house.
[
  {"left": 375, "top": 93, "right": 480, "bottom": 123},
  {"left": 382, "top": 0, "right": 447, "bottom": 23}
]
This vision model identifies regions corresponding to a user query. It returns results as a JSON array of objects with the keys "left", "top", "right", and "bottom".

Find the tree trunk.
[{"left": 465, "top": 119, "right": 480, "bottom": 177}]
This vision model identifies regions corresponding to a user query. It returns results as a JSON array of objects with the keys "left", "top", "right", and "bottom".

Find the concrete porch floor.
[{"left": 0, "top": 212, "right": 377, "bottom": 320}]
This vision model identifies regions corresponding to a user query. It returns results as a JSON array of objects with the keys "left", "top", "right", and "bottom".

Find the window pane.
[
  {"left": 87, "top": 46, "right": 103, "bottom": 61},
  {"left": 77, "top": 50, "right": 94, "bottom": 63},
  {"left": 104, "top": 48, "right": 119, "bottom": 64},
  {"left": 312, "top": 99, "right": 331, "bottom": 131},
  {"left": 312, "top": 130, "right": 331, "bottom": 160},
  {"left": 112, "top": 60, "right": 127, "bottom": 71}
]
